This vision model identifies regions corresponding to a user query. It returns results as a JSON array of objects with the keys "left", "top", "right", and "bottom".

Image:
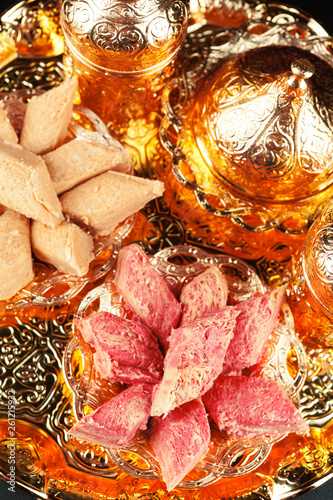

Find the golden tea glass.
[
  {"left": 291, "top": 203, "right": 333, "bottom": 347},
  {"left": 60, "top": 0, "right": 189, "bottom": 134}
]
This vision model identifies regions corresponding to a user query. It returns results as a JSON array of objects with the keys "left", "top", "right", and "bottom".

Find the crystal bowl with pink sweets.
[{"left": 64, "top": 244, "right": 308, "bottom": 491}]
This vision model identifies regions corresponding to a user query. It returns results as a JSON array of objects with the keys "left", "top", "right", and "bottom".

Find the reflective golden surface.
[
  {"left": 189, "top": 0, "right": 265, "bottom": 27},
  {"left": 0, "top": 1, "right": 333, "bottom": 499}
]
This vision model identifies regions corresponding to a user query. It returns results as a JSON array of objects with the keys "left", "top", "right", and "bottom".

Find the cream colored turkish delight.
[
  {"left": 0, "top": 142, "right": 63, "bottom": 227},
  {"left": 43, "top": 138, "right": 132, "bottom": 194},
  {"left": 60, "top": 170, "right": 164, "bottom": 236},
  {"left": 31, "top": 219, "right": 94, "bottom": 276},
  {"left": 0, "top": 208, "right": 34, "bottom": 300},
  {"left": 0, "top": 104, "right": 18, "bottom": 144},
  {"left": 20, "top": 76, "right": 78, "bottom": 154}
]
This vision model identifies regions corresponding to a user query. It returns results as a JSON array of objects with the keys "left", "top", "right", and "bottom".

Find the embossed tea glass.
[
  {"left": 61, "top": 0, "right": 189, "bottom": 134},
  {"left": 290, "top": 202, "right": 333, "bottom": 347}
]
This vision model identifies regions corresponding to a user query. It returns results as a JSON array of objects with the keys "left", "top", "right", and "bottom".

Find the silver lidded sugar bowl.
[{"left": 161, "top": 9, "right": 333, "bottom": 234}]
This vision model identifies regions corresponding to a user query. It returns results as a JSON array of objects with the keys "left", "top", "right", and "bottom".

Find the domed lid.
[
  {"left": 192, "top": 45, "right": 333, "bottom": 202},
  {"left": 61, "top": 0, "right": 188, "bottom": 76}
]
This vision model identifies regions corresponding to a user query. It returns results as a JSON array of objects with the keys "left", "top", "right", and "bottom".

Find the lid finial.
[{"left": 288, "top": 58, "right": 315, "bottom": 89}]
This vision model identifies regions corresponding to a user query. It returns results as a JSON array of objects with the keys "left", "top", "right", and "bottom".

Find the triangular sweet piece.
[
  {"left": 70, "top": 383, "right": 154, "bottom": 448},
  {"left": 1, "top": 97, "right": 26, "bottom": 137},
  {"left": 179, "top": 265, "right": 228, "bottom": 326},
  {"left": 203, "top": 375, "right": 309, "bottom": 440},
  {"left": 150, "top": 398, "right": 210, "bottom": 492},
  {"left": 150, "top": 307, "right": 239, "bottom": 417},
  {"left": 31, "top": 219, "right": 94, "bottom": 276},
  {"left": 0, "top": 103, "right": 18, "bottom": 144},
  {"left": 0, "top": 142, "right": 63, "bottom": 227},
  {"left": 222, "top": 286, "right": 286, "bottom": 374},
  {"left": 20, "top": 76, "right": 78, "bottom": 154},
  {"left": 43, "top": 138, "right": 132, "bottom": 195},
  {"left": 0, "top": 208, "right": 34, "bottom": 300},
  {"left": 114, "top": 243, "right": 181, "bottom": 352},
  {"left": 60, "top": 171, "right": 164, "bottom": 236},
  {"left": 75, "top": 311, "right": 164, "bottom": 384}
]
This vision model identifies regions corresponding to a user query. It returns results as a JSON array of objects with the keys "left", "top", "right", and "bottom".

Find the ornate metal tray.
[{"left": 0, "top": 1, "right": 333, "bottom": 500}]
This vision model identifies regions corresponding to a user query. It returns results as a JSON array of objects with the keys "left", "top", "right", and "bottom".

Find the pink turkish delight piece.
[
  {"left": 203, "top": 375, "right": 310, "bottom": 440},
  {"left": 179, "top": 265, "right": 228, "bottom": 326},
  {"left": 70, "top": 383, "right": 154, "bottom": 448},
  {"left": 113, "top": 243, "right": 182, "bottom": 352},
  {"left": 150, "top": 398, "right": 211, "bottom": 491},
  {"left": 222, "top": 286, "right": 285, "bottom": 374},
  {"left": 75, "top": 311, "right": 164, "bottom": 384},
  {"left": 151, "top": 307, "right": 239, "bottom": 417}
]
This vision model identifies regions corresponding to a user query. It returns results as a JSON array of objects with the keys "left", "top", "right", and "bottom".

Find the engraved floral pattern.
[
  {"left": 0, "top": 311, "right": 73, "bottom": 418},
  {"left": 62, "top": 0, "right": 95, "bottom": 33},
  {"left": 298, "top": 100, "right": 333, "bottom": 175},
  {"left": 92, "top": 22, "right": 146, "bottom": 55},
  {"left": 300, "top": 204, "right": 333, "bottom": 318},
  {"left": 161, "top": 21, "right": 333, "bottom": 231},
  {"left": 62, "top": 0, "right": 188, "bottom": 61},
  {"left": 301, "top": 347, "right": 333, "bottom": 423},
  {"left": 201, "top": 45, "right": 333, "bottom": 187}
]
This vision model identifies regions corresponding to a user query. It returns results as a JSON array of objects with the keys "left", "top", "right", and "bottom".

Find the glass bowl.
[
  {"left": 0, "top": 88, "right": 135, "bottom": 309},
  {"left": 63, "top": 244, "right": 307, "bottom": 488}
]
